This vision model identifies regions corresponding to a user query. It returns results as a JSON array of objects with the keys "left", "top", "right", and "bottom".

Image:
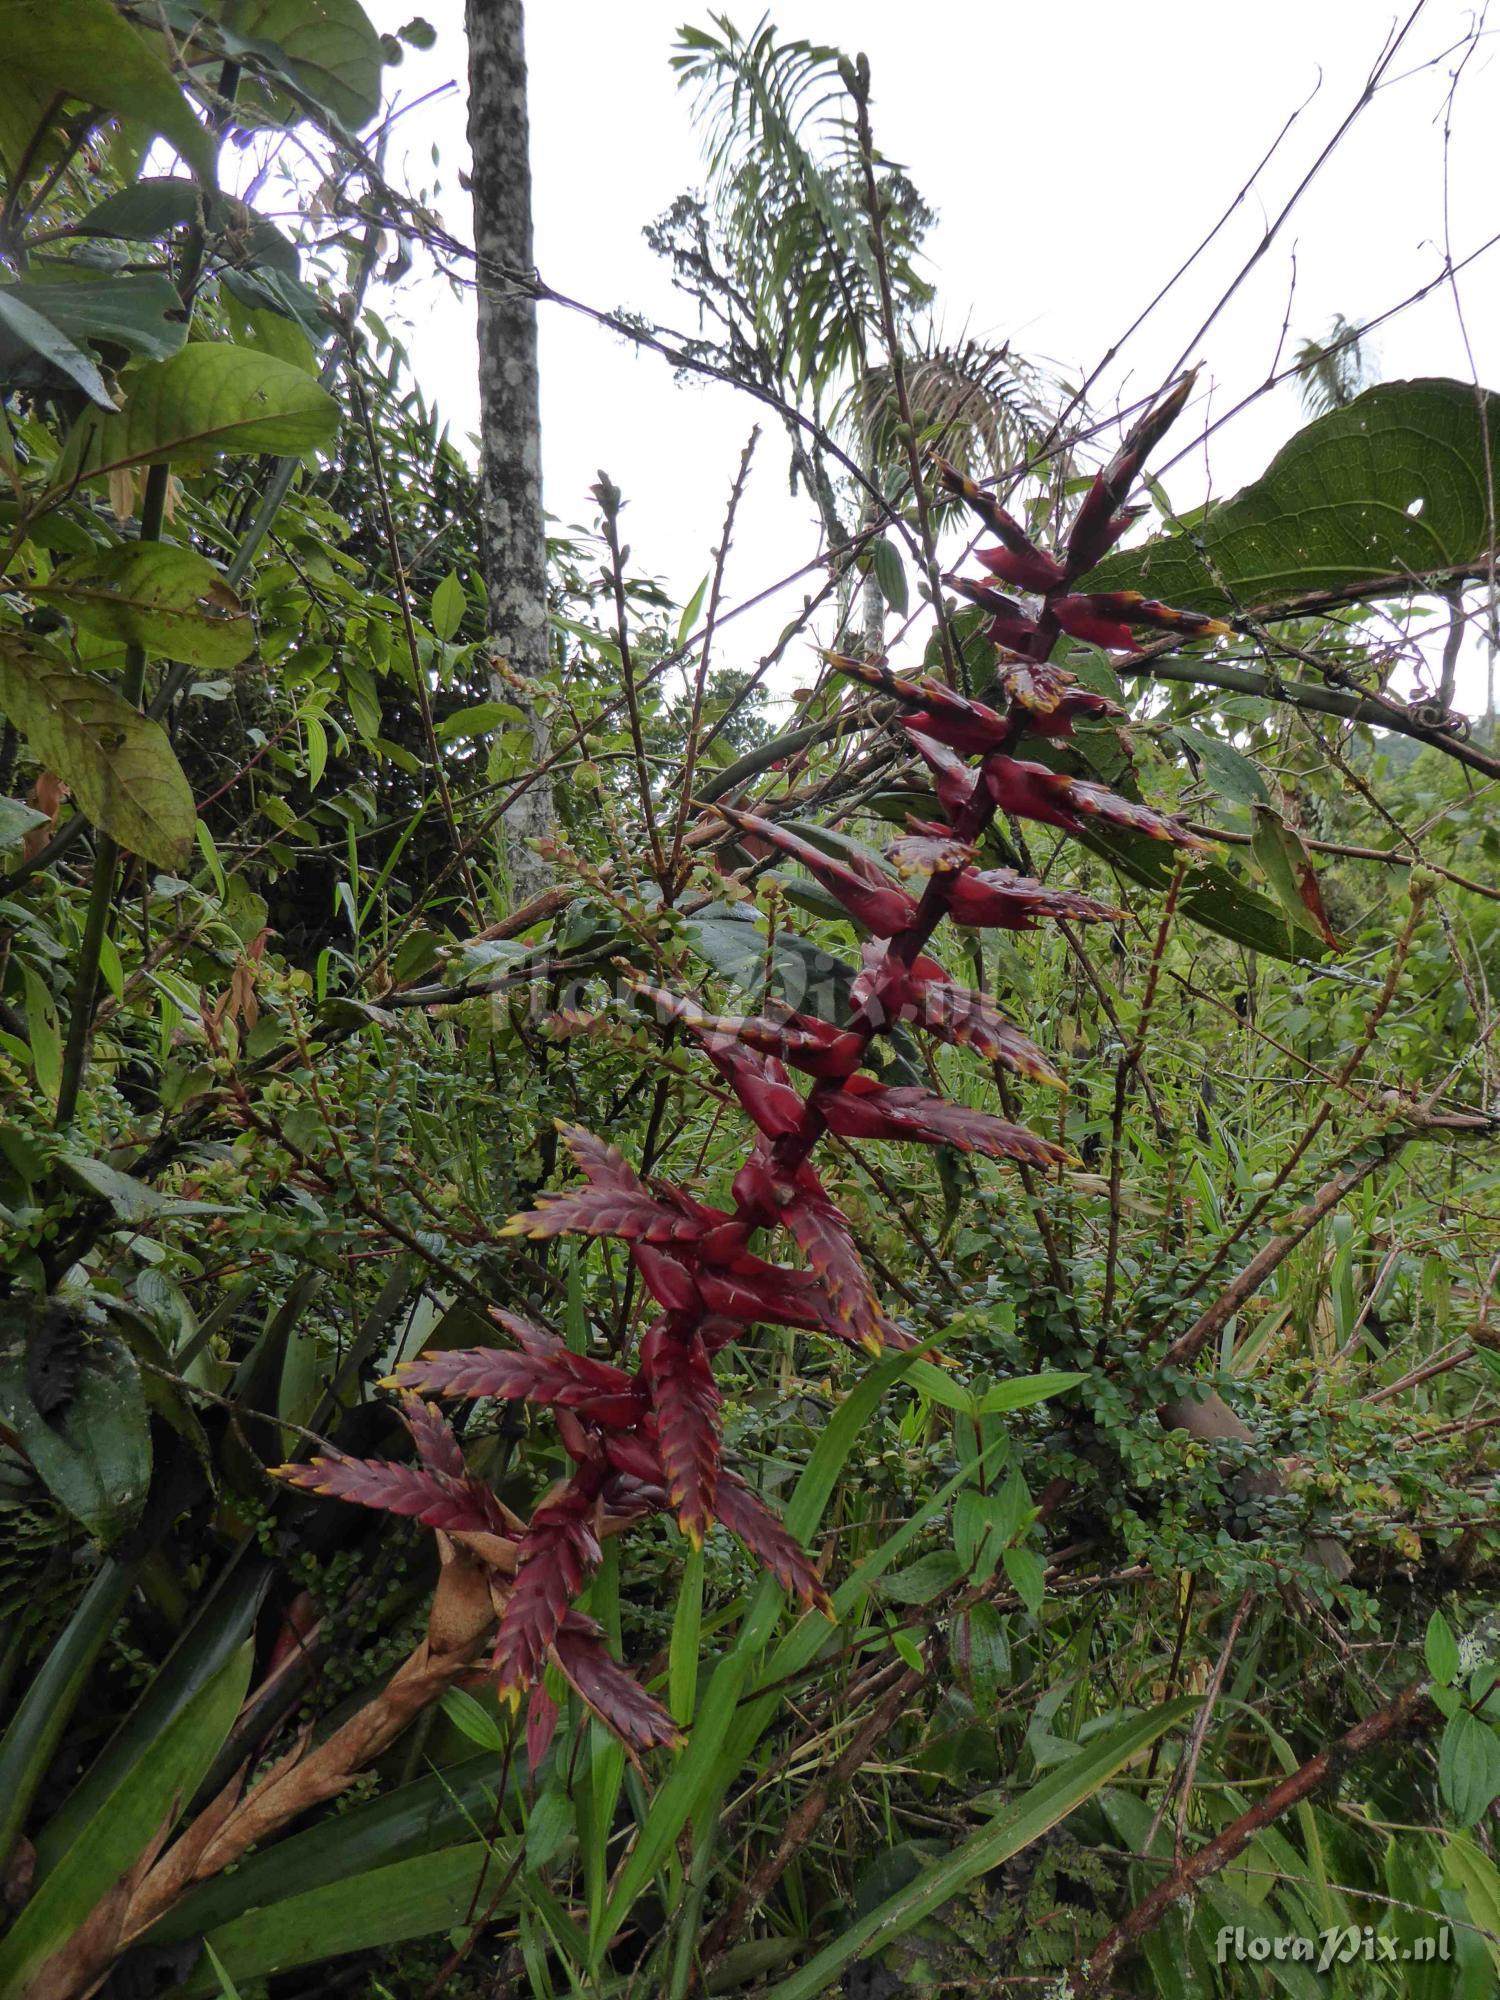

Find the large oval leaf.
[
  {"left": 0, "top": 1642, "right": 250, "bottom": 1997},
  {"left": 34, "top": 544, "right": 254, "bottom": 668},
  {"left": 220, "top": 0, "right": 384, "bottom": 133},
  {"left": 0, "top": 632, "right": 197, "bottom": 865},
  {"left": 86, "top": 344, "right": 339, "bottom": 475},
  {"left": 0, "top": 0, "right": 217, "bottom": 182},
  {"left": 0, "top": 273, "right": 187, "bottom": 367},
  {"left": 0, "top": 1330, "right": 151, "bottom": 1545},
  {"left": 1081, "top": 379, "right": 1500, "bottom": 612}
]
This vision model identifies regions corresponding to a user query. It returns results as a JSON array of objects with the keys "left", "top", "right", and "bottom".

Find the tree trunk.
[{"left": 465, "top": 0, "right": 553, "bottom": 906}]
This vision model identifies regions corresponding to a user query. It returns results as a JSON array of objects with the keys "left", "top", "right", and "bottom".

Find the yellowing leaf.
[
  {"left": 33, "top": 544, "right": 254, "bottom": 668},
  {"left": 0, "top": 632, "right": 195, "bottom": 865}
]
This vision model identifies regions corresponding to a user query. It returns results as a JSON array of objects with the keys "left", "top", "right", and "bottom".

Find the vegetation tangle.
[{"left": 0, "top": 6, "right": 1497, "bottom": 2000}]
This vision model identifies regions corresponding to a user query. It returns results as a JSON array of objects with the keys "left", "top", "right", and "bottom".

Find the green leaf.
[
  {"left": 669, "top": 1545, "right": 704, "bottom": 1726},
  {"left": 58, "top": 1150, "right": 171, "bottom": 1224},
  {"left": 0, "top": 632, "right": 196, "bottom": 865},
  {"left": 34, "top": 1559, "right": 270, "bottom": 1879},
  {"left": 69, "top": 177, "right": 202, "bottom": 240},
  {"left": 1081, "top": 379, "right": 1500, "bottom": 612},
  {"left": 202, "top": 1941, "right": 244, "bottom": 2000},
  {"left": 0, "top": 793, "right": 48, "bottom": 848},
  {"left": 85, "top": 344, "right": 339, "bottom": 476},
  {"left": 1002, "top": 1546, "right": 1046, "bottom": 1617},
  {"left": 525, "top": 1789, "right": 573, "bottom": 1873},
  {"left": 220, "top": 0, "right": 385, "bottom": 133},
  {"left": 434, "top": 701, "right": 510, "bottom": 746},
  {"left": 0, "top": 273, "right": 187, "bottom": 367},
  {"left": 0, "top": 1332, "right": 151, "bottom": 1544},
  {"left": 1250, "top": 804, "right": 1340, "bottom": 951},
  {"left": 1439, "top": 1712, "right": 1500, "bottom": 1827},
  {"left": 762, "top": 1702, "right": 1194, "bottom": 2000},
  {"left": 0, "top": 1559, "right": 136, "bottom": 1881},
  {"left": 881, "top": 1551, "right": 963, "bottom": 1605},
  {"left": 438, "top": 1686, "right": 504, "bottom": 1752},
  {"left": 1171, "top": 724, "right": 1268, "bottom": 807},
  {"left": 977, "top": 1368, "right": 1086, "bottom": 1414},
  {"left": 1073, "top": 818, "right": 1323, "bottom": 962},
  {"left": 146, "top": 1746, "right": 504, "bottom": 1947},
  {"left": 0, "top": 1643, "right": 251, "bottom": 1995},
  {"left": 1425, "top": 1610, "right": 1460, "bottom": 1688},
  {"left": 0, "top": 284, "right": 112, "bottom": 406},
  {"left": 871, "top": 537, "right": 908, "bottom": 615},
  {"left": 34, "top": 544, "right": 253, "bottom": 667},
  {"left": 185, "top": 1842, "right": 513, "bottom": 1990},
  {"left": 19, "top": 961, "right": 60, "bottom": 1108},
  {"left": 0, "top": 0, "right": 217, "bottom": 182},
  {"left": 676, "top": 572, "right": 708, "bottom": 648},
  {"left": 429, "top": 569, "right": 466, "bottom": 641}
]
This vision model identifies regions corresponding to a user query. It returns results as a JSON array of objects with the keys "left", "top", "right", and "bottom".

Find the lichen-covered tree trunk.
[{"left": 465, "top": 0, "right": 553, "bottom": 906}]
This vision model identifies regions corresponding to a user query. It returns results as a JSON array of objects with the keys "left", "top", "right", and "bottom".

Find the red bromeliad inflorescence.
[{"left": 273, "top": 376, "right": 1222, "bottom": 1759}]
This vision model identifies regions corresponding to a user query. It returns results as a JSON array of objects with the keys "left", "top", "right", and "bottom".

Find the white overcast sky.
[{"left": 359, "top": 0, "right": 1500, "bottom": 712}]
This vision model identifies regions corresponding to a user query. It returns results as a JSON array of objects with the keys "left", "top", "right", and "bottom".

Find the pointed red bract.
[
  {"left": 552, "top": 1610, "right": 682, "bottom": 1754},
  {"left": 781, "top": 1171, "right": 898, "bottom": 1355},
  {"left": 493, "top": 1473, "right": 604, "bottom": 1697},
  {"left": 885, "top": 822, "right": 977, "bottom": 879},
  {"left": 995, "top": 659, "right": 1124, "bottom": 738},
  {"left": 947, "top": 865, "right": 1122, "bottom": 930},
  {"left": 271, "top": 1454, "right": 513, "bottom": 1538},
  {"left": 819, "top": 1076, "right": 1068, "bottom": 1167},
  {"left": 640, "top": 1320, "right": 720, "bottom": 1546},
  {"left": 525, "top": 1681, "right": 560, "bottom": 1770},
  {"left": 556, "top": 1123, "right": 643, "bottom": 1190},
  {"left": 715, "top": 803, "right": 919, "bottom": 936},
  {"left": 387, "top": 1327, "right": 643, "bottom": 1428},
  {"left": 634, "top": 981, "right": 864, "bottom": 1079},
  {"left": 915, "top": 976, "right": 1065, "bottom": 1087},
  {"left": 715, "top": 1469, "right": 833, "bottom": 1613},
  {"left": 904, "top": 727, "right": 982, "bottom": 823},
  {"left": 1070, "top": 590, "right": 1230, "bottom": 639},
  {"left": 503, "top": 1182, "right": 711, "bottom": 1246},
  {"left": 397, "top": 1392, "right": 466, "bottom": 1480},
  {"left": 935, "top": 457, "right": 1066, "bottom": 590},
  {"left": 946, "top": 574, "right": 1044, "bottom": 654},
  {"left": 981, "top": 755, "right": 1211, "bottom": 851},
  {"left": 701, "top": 1037, "right": 808, "bottom": 1138},
  {"left": 1065, "top": 371, "right": 1197, "bottom": 579}
]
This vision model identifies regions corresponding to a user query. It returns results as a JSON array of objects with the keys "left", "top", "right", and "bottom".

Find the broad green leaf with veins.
[
  {"left": 84, "top": 345, "right": 339, "bottom": 476},
  {"left": 0, "top": 633, "right": 197, "bottom": 864},
  {"left": 1081, "top": 379, "right": 1500, "bottom": 612},
  {"left": 32, "top": 545, "right": 254, "bottom": 669}
]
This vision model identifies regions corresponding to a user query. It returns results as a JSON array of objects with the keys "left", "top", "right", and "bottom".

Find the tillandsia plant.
[{"left": 274, "top": 375, "right": 1225, "bottom": 1756}]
